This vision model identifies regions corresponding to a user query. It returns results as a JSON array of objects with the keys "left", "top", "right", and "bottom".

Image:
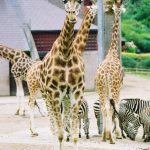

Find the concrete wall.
[
  {"left": 0, "top": 58, "right": 10, "bottom": 96},
  {"left": 83, "top": 51, "right": 99, "bottom": 91},
  {"left": 0, "top": 51, "right": 98, "bottom": 96}
]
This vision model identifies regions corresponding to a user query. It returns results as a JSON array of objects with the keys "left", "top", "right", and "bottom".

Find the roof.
[
  {"left": 18, "top": 0, "right": 97, "bottom": 31},
  {"left": 0, "top": 1, "right": 29, "bottom": 50},
  {"left": 0, "top": 0, "right": 97, "bottom": 50}
]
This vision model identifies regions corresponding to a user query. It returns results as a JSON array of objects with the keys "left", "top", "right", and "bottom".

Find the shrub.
[
  {"left": 122, "top": 55, "right": 137, "bottom": 68},
  {"left": 139, "top": 59, "right": 150, "bottom": 69},
  {"left": 121, "top": 53, "right": 150, "bottom": 68},
  {"left": 127, "top": 47, "right": 137, "bottom": 53},
  {"left": 122, "top": 20, "right": 150, "bottom": 53}
]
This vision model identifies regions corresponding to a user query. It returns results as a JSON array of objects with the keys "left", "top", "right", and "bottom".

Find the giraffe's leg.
[
  {"left": 62, "top": 96, "right": 71, "bottom": 142},
  {"left": 46, "top": 95, "right": 64, "bottom": 150},
  {"left": 15, "top": 78, "right": 25, "bottom": 116},
  {"left": 70, "top": 95, "right": 84, "bottom": 150},
  {"left": 101, "top": 108, "right": 107, "bottom": 141},
  {"left": 15, "top": 79, "right": 20, "bottom": 115},
  {"left": 107, "top": 105, "right": 115, "bottom": 144},
  {"left": 28, "top": 93, "right": 38, "bottom": 136},
  {"left": 112, "top": 95, "right": 122, "bottom": 139},
  {"left": 115, "top": 104, "right": 122, "bottom": 139},
  {"left": 34, "top": 100, "right": 48, "bottom": 117}
]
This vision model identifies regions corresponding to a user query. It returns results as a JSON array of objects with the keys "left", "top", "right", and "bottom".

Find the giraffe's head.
[
  {"left": 112, "top": 0, "right": 123, "bottom": 14},
  {"left": 62, "top": 0, "right": 83, "bottom": 24},
  {"left": 114, "top": 0, "right": 123, "bottom": 8}
]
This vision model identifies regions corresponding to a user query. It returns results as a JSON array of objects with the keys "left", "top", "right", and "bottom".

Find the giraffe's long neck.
[
  {"left": 72, "top": 8, "right": 97, "bottom": 55},
  {"left": 107, "top": 7, "right": 121, "bottom": 58},
  {"left": 0, "top": 45, "right": 28, "bottom": 64},
  {"left": 58, "top": 16, "right": 74, "bottom": 55}
]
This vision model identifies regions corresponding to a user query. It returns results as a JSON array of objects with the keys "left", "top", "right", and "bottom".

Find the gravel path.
[{"left": 0, "top": 74, "right": 150, "bottom": 150}]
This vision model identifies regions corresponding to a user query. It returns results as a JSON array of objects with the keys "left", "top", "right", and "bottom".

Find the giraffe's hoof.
[
  {"left": 102, "top": 139, "right": 107, "bottom": 142},
  {"left": 110, "top": 140, "right": 115, "bottom": 144},
  {"left": 31, "top": 132, "right": 39, "bottom": 137},
  {"left": 66, "top": 138, "right": 70, "bottom": 142},
  {"left": 116, "top": 136, "right": 122, "bottom": 139},
  {"left": 15, "top": 109, "right": 20, "bottom": 115}
]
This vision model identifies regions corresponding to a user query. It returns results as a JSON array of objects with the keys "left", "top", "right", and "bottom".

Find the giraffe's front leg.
[{"left": 70, "top": 95, "right": 84, "bottom": 150}]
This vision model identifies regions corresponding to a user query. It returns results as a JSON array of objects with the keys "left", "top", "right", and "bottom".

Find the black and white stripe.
[
  {"left": 139, "top": 106, "right": 150, "bottom": 142},
  {"left": 62, "top": 98, "right": 90, "bottom": 141},
  {"left": 119, "top": 98, "right": 150, "bottom": 141},
  {"left": 93, "top": 99, "right": 101, "bottom": 134}
]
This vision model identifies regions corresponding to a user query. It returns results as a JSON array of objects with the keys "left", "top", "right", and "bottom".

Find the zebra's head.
[{"left": 126, "top": 122, "right": 138, "bottom": 141}]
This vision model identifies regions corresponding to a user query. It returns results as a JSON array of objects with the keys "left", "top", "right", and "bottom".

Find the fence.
[{"left": 124, "top": 68, "right": 150, "bottom": 76}]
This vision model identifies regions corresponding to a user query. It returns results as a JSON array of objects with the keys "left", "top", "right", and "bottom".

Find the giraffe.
[
  {"left": 0, "top": 45, "right": 42, "bottom": 116},
  {"left": 95, "top": 0, "right": 124, "bottom": 144},
  {"left": 26, "top": 0, "right": 83, "bottom": 149}
]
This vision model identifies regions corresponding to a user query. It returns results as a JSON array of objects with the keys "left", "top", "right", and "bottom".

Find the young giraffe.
[
  {"left": 26, "top": 0, "right": 83, "bottom": 149},
  {"left": 0, "top": 45, "right": 41, "bottom": 116},
  {"left": 95, "top": 0, "right": 124, "bottom": 144}
]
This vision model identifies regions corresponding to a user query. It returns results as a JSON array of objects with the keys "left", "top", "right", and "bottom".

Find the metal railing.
[{"left": 124, "top": 68, "right": 150, "bottom": 76}]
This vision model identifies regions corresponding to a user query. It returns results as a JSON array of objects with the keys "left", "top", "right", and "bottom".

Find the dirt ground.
[{"left": 0, "top": 74, "right": 150, "bottom": 150}]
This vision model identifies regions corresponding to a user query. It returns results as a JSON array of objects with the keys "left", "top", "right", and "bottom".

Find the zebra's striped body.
[
  {"left": 120, "top": 98, "right": 150, "bottom": 114},
  {"left": 61, "top": 97, "right": 90, "bottom": 141}
]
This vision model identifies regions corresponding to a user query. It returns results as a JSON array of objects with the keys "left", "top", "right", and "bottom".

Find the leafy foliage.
[
  {"left": 122, "top": 53, "right": 150, "bottom": 69},
  {"left": 122, "top": 0, "right": 150, "bottom": 53}
]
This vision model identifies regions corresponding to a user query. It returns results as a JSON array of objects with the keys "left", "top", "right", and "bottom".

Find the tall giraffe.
[
  {"left": 26, "top": 0, "right": 83, "bottom": 149},
  {"left": 60, "top": 1, "right": 98, "bottom": 145},
  {"left": 95, "top": 0, "right": 124, "bottom": 144},
  {"left": 0, "top": 45, "right": 41, "bottom": 116}
]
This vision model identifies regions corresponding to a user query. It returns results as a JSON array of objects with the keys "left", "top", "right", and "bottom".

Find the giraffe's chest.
[{"left": 40, "top": 55, "right": 85, "bottom": 89}]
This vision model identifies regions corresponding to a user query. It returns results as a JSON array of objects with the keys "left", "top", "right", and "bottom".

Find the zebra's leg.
[
  {"left": 96, "top": 114, "right": 101, "bottom": 135},
  {"left": 83, "top": 117, "right": 90, "bottom": 139},
  {"left": 15, "top": 78, "right": 25, "bottom": 116},
  {"left": 78, "top": 117, "right": 82, "bottom": 138}
]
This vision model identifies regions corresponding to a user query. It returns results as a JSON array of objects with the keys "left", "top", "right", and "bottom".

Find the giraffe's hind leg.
[
  {"left": 15, "top": 78, "right": 25, "bottom": 116},
  {"left": 28, "top": 93, "right": 39, "bottom": 136}
]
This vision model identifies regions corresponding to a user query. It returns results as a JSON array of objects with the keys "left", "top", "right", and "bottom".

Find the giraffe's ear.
[
  {"left": 77, "top": 0, "right": 83, "bottom": 4},
  {"left": 62, "top": 0, "right": 68, "bottom": 4},
  {"left": 115, "top": 0, "right": 123, "bottom": 6}
]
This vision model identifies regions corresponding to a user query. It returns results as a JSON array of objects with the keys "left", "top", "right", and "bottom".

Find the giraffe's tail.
[{"left": 105, "top": 74, "right": 119, "bottom": 116}]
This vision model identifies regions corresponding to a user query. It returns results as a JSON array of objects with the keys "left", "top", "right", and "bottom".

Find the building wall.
[
  {"left": 83, "top": 51, "right": 99, "bottom": 91},
  {"left": 0, "top": 58, "right": 10, "bottom": 96}
]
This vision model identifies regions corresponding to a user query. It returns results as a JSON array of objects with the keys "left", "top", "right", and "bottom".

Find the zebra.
[
  {"left": 118, "top": 98, "right": 150, "bottom": 141},
  {"left": 93, "top": 98, "right": 150, "bottom": 141},
  {"left": 61, "top": 97, "right": 90, "bottom": 141},
  {"left": 93, "top": 99, "right": 101, "bottom": 134},
  {"left": 139, "top": 106, "right": 150, "bottom": 142}
]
